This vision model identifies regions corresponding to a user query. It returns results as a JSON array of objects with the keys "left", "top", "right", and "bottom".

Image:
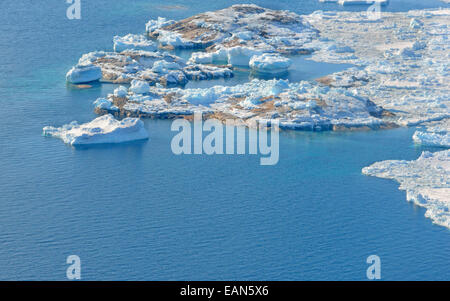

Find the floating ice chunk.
[
  {"left": 113, "top": 34, "right": 157, "bottom": 52},
  {"left": 227, "top": 46, "right": 263, "bottom": 67},
  {"left": 93, "top": 98, "right": 113, "bottom": 110},
  {"left": 43, "top": 114, "right": 149, "bottom": 145},
  {"left": 66, "top": 64, "right": 102, "bottom": 84},
  {"left": 249, "top": 53, "right": 292, "bottom": 74},
  {"left": 114, "top": 86, "right": 128, "bottom": 98},
  {"left": 413, "top": 131, "right": 450, "bottom": 147},
  {"left": 129, "top": 79, "right": 150, "bottom": 94},
  {"left": 362, "top": 150, "right": 450, "bottom": 229}
]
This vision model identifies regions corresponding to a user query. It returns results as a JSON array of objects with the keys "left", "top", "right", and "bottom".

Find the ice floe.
[
  {"left": 43, "top": 114, "right": 148, "bottom": 145},
  {"left": 249, "top": 53, "right": 292, "bottom": 74},
  {"left": 66, "top": 64, "right": 102, "bottom": 84},
  {"left": 362, "top": 150, "right": 450, "bottom": 229}
]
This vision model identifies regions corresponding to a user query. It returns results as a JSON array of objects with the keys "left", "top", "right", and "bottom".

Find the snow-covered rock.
[
  {"left": 43, "top": 114, "right": 149, "bottom": 145},
  {"left": 68, "top": 49, "right": 233, "bottom": 86},
  {"left": 249, "top": 53, "right": 292, "bottom": 74},
  {"left": 147, "top": 4, "right": 318, "bottom": 54},
  {"left": 113, "top": 34, "right": 157, "bottom": 52},
  {"left": 66, "top": 64, "right": 102, "bottom": 84},
  {"left": 362, "top": 150, "right": 450, "bottom": 229}
]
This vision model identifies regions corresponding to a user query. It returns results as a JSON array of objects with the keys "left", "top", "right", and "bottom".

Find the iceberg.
[
  {"left": 43, "top": 114, "right": 148, "bottom": 145},
  {"left": 362, "top": 150, "right": 450, "bottom": 229},
  {"left": 66, "top": 64, "right": 102, "bottom": 84},
  {"left": 249, "top": 53, "right": 292, "bottom": 74}
]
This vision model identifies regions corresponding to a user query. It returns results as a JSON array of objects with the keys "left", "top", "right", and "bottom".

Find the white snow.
[
  {"left": 113, "top": 34, "right": 157, "bottom": 52},
  {"left": 66, "top": 64, "right": 102, "bottom": 84},
  {"left": 363, "top": 150, "right": 450, "bottom": 229},
  {"left": 43, "top": 114, "right": 149, "bottom": 145},
  {"left": 249, "top": 53, "right": 292, "bottom": 74}
]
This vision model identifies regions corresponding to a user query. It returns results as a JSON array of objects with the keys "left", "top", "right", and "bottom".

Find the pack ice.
[{"left": 363, "top": 150, "right": 450, "bottom": 229}]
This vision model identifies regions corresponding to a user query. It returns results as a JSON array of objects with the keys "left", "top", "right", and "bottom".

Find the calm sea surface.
[{"left": 0, "top": 0, "right": 448, "bottom": 280}]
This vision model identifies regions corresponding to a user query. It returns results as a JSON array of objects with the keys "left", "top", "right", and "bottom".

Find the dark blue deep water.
[{"left": 0, "top": 0, "right": 449, "bottom": 280}]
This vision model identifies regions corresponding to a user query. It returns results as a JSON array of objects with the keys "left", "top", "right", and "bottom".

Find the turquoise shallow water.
[{"left": 0, "top": 0, "right": 449, "bottom": 280}]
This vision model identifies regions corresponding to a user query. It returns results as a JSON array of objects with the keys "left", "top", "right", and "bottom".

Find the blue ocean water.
[{"left": 0, "top": 0, "right": 449, "bottom": 280}]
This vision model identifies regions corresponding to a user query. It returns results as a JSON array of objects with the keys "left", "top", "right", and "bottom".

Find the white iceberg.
[
  {"left": 362, "top": 150, "right": 450, "bottom": 229},
  {"left": 66, "top": 64, "right": 102, "bottom": 84},
  {"left": 188, "top": 47, "right": 262, "bottom": 67},
  {"left": 113, "top": 34, "right": 157, "bottom": 52},
  {"left": 43, "top": 114, "right": 148, "bottom": 145},
  {"left": 226, "top": 46, "right": 263, "bottom": 67},
  {"left": 249, "top": 53, "right": 292, "bottom": 74}
]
